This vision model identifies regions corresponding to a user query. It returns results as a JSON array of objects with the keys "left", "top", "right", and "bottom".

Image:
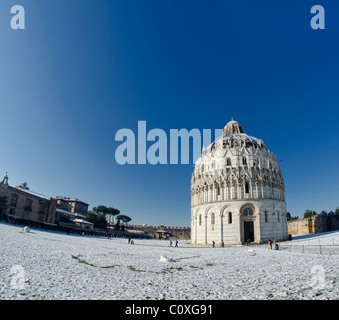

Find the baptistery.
[{"left": 190, "top": 119, "right": 288, "bottom": 245}]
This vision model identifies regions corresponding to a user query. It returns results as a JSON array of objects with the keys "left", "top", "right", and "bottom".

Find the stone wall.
[
  {"left": 287, "top": 215, "right": 339, "bottom": 236},
  {"left": 127, "top": 224, "right": 191, "bottom": 240}
]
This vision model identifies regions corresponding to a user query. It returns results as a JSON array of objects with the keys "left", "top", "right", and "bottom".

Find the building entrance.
[{"left": 244, "top": 221, "right": 254, "bottom": 243}]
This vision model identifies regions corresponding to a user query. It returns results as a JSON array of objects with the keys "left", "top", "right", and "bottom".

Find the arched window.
[
  {"left": 243, "top": 207, "right": 254, "bottom": 216},
  {"left": 211, "top": 213, "right": 215, "bottom": 225},
  {"left": 226, "top": 158, "right": 232, "bottom": 166},
  {"left": 264, "top": 211, "right": 268, "bottom": 222},
  {"left": 242, "top": 157, "right": 247, "bottom": 165},
  {"left": 199, "top": 214, "right": 202, "bottom": 225},
  {"left": 228, "top": 212, "right": 232, "bottom": 224}
]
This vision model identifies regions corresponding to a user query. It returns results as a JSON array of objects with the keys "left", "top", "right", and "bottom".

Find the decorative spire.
[{"left": 1, "top": 172, "right": 8, "bottom": 185}]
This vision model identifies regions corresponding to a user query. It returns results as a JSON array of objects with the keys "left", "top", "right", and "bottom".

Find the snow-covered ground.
[{"left": 0, "top": 222, "right": 338, "bottom": 300}]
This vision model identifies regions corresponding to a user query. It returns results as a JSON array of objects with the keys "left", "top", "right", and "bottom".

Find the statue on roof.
[{"left": 1, "top": 173, "right": 8, "bottom": 185}]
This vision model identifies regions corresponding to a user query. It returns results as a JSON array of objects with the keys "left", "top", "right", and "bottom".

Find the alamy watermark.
[
  {"left": 7, "top": 4, "right": 325, "bottom": 31},
  {"left": 114, "top": 121, "right": 223, "bottom": 165},
  {"left": 310, "top": 265, "right": 327, "bottom": 291},
  {"left": 10, "top": 5, "right": 25, "bottom": 30},
  {"left": 10, "top": 265, "right": 26, "bottom": 290},
  {"left": 310, "top": 5, "right": 325, "bottom": 30}
]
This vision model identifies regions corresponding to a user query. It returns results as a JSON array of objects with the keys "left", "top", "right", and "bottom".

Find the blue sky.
[{"left": 0, "top": 0, "right": 338, "bottom": 226}]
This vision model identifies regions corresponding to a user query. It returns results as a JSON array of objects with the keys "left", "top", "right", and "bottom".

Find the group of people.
[
  {"left": 127, "top": 237, "right": 279, "bottom": 249},
  {"left": 169, "top": 239, "right": 179, "bottom": 247},
  {"left": 268, "top": 239, "right": 279, "bottom": 250},
  {"left": 209, "top": 239, "right": 280, "bottom": 249}
]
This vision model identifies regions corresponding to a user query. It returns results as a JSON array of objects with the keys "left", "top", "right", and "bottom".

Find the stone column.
[
  {"left": 194, "top": 216, "right": 197, "bottom": 244},
  {"left": 255, "top": 210, "right": 262, "bottom": 243},
  {"left": 237, "top": 212, "right": 242, "bottom": 244},
  {"left": 220, "top": 211, "right": 224, "bottom": 246},
  {"left": 261, "top": 183, "right": 264, "bottom": 199},
  {"left": 272, "top": 212, "right": 276, "bottom": 240},
  {"left": 204, "top": 214, "right": 208, "bottom": 245}
]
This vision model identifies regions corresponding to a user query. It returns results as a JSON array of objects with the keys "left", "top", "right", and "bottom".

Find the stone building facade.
[
  {"left": 191, "top": 120, "right": 288, "bottom": 245},
  {"left": 0, "top": 174, "right": 57, "bottom": 227}
]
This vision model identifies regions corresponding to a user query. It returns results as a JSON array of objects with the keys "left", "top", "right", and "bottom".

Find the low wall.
[{"left": 127, "top": 224, "right": 191, "bottom": 240}]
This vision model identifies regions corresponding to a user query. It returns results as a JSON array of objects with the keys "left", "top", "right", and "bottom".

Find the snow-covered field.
[{"left": 0, "top": 222, "right": 338, "bottom": 300}]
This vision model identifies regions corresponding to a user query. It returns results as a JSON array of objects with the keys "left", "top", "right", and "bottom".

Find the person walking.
[
  {"left": 268, "top": 240, "right": 272, "bottom": 250},
  {"left": 212, "top": 241, "right": 215, "bottom": 248},
  {"left": 274, "top": 240, "right": 279, "bottom": 250},
  {"left": 170, "top": 240, "right": 172, "bottom": 247},
  {"left": 175, "top": 240, "right": 178, "bottom": 247}
]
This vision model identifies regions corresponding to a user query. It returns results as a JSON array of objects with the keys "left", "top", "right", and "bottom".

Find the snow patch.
[
  {"left": 247, "top": 248, "right": 256, "bottom": 256},
  {"left": 159, "top": 255, "right": 175, "bottom": 263}
]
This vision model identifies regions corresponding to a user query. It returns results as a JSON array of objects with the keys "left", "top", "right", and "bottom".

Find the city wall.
[
  {"left": 127, "top": 224, "right": 191, "bottom": 240},
  {"left": 287, "top": 215, "right": 339, "bottom": 236}
]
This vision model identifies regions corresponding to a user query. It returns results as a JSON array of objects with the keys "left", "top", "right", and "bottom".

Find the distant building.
[
  {"left": 53, "top": 196, "right": 89, "bottom": 224},
  {"left": 73, "top": 218, "right": 94, "bottom": 230},
  {"left": 54, "top": 196, "right": 89, "bottom": 216},
  {"left": 0, "top": 174, "right": 57, "bottom": 228}
]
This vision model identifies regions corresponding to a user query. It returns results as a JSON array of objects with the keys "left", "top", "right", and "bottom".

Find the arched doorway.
[
  {"left": 244, "top": 221, "right": 254, "bottom": 242},
  {"left": 240, "top": 206, "right": 256, "bottom": 243}
]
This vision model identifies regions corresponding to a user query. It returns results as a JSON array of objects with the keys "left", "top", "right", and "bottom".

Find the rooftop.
[
  {"left": 223, "top": 118, "right": 245, "bottom": 137},
  {"left": 15, "top": 187, "right": 51, "bottom": 201},
  {"left": 54, "top": 196, "right": 89, "bottom": 205}
]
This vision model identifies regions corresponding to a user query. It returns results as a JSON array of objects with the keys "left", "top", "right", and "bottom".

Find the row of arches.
[
  {"left": 196, "top": 211, "right": 234, "bottom": 226},
  {"left": 192, "top": 206, "right": 285, "bottom": 225},
  {"left": 195, "top": 154, "right": 278, "bottom": 176},
  {"left": 192, "top": 205, "right": 255, "bottom": 227},
  {"left": 191, "top": 203, "right": 288, "bottom": 245},
  {"left": 191, "top": 181, "right": 285, "bottom": 206}
]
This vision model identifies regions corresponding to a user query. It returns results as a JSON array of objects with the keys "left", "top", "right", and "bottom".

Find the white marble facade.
[{"left": 191, "top": 120, "right": 288, "bottom": 245}]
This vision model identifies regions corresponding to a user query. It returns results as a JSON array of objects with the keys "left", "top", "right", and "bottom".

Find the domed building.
[{"left": 190, "top": 119, "right": 288, "bottom": 245}]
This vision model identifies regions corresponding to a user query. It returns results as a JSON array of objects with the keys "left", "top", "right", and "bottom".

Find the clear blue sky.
[{"left": 0, "top": 0, "right": 338, "bottom": 226}]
